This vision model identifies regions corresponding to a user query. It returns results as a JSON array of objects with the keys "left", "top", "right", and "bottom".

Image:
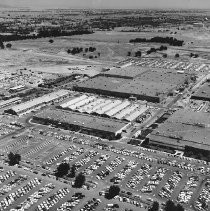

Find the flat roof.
[
  {"left": 114, "top": 80, "right": 175, "bottom": 97},
  {"left": 103, "top": 66, "right": 149, "bottom": 78},
  {"left": 10, "top": 90, "right": 69, "bottom": 113},
  {"left": 192, "top": 83, "right": 210, "bottom": 101},
  {"left": 149, "top": 109, "right": 210, "bottom": 149},
  {"left": 34, "top": 109, "right": 128, "bottom": 134},
  {"left": 169, "top": 109, "right": 210, "bottom": 126},
  {"left": 136, "top": 71, "right": 189, "bottom": 85},
  {"left": 76, "top": 76, "right": 131, "bottom": 92}
]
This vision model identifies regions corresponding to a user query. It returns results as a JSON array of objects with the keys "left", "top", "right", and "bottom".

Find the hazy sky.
[{"left": 1, "top": 0, "right": 210, "bottom": 9}]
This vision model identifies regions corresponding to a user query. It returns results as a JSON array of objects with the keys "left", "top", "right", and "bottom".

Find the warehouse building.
[
  {"left": 60, "top": 95, "right": 88, "bottom": 108},
  {"left": 100, "top": 65, "right": 149, "bottom": 79},
  {"left": 191, "top": 82, "right": 210, "bottom": 101},
  {"left": 58, "top": 95, "right": 148, "bottom": 122},
  {"left": 33, "top": 109, "right": 130, "bottom": 140},
  {"left": 9, "top": 85, "right": 26, "bottom": 93},
  {"left": 5, "top": 90, "right": 70, "bottom": 115},
  {"left": 148, "top": 109, "right": 210, "bottom": 151},
  {"left": 75, "top": 71, "right": 190, "bottom": 103}
]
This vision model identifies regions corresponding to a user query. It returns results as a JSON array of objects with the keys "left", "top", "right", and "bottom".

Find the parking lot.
[
  {"left": 0, "top": 124, "right": 209, "bottom": 210},
  {"left": 127, "top": 58, "right": 210, "bottom": 75}
]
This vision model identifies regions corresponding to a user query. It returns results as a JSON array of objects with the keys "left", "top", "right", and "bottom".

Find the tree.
[
  {"left": 0, "top": 40, "right": 4, "bottom": 49},
  {"left": 135, "top": 51, "right": 142, "bottom": 57},
  {"left": 73, "top": 172, "right": 86, "bottom": 188},
  {"left": 6, "top": 43, "right": 12, "bottom": 48},
  {"left": 164, "top": 200, "right": 176, "bottom": 211},
  {"left": 176, "top": 204, "right": 184, "bottom": 211},
  {"left": 149, "top": 201, "right": 159, "bottom": 211},
  {"left": 49, "top": 39, "right": 54, "bottom": 43},
  {"left": 175, "top": 53, "right": 179, "bottom": 58},
  {"left": 127, "top": 51, "right": 131, "bottom": 56},
  {"left": 105, "top": 185, "right": 120, "bottom": 199},
  {"left": 55, "top": 163, "right": 70, "bottom": 178},
  {"left": 68, "top": 164, "right": 76, "bottom": 178},
  {"left": 190, "top": 53, "right": 194, "bottom": 57},
  {"left": 8, "top": 152, "right": 21, "bottom": 166},
  {"left": 163, "top": 53, "right": 167, "bottom": 58}
]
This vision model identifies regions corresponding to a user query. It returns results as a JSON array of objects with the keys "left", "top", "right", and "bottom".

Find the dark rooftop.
[
  {"left": 149, "top": 109, "right": 210, "bottom": 150},
  {"left": 34, "top": 109, "right": 128, "bottom": 134},
  {"left": 191, "top": 82, "right": 210, "bottom": 101}
]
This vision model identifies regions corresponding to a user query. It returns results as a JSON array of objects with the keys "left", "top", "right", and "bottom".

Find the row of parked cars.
[
  {"left": 24, "top": 139, "right": 54, "bottom": 157},
  {"left": 61, "top": 128, "right": 209, "bottom": 177},
  {"left": 141, "top": 167, "right": 167, "bottom": 194},
  {"left": 56, "top": 147, "right": 86, "bottom": 167},
  {"left": 0, "top": 174, "right": 28, "bottom": 196},
  {"left": 110, "top": 161, "right": 138, "bottom": 185},
  {"left": 96, "top": 156, "right": 125, "bottom": 180},
  {"left": 126, "top": 163, "right": 152, "bottom": 189},
  {"left": 0, "top": 178, "right": 41, "bottom": 210},
  {"left": 79, "top": 198, "right": 101, "bottom": 211},
  {"left": 57, "top": 192, "right": 85, "bottom": 211},
  {"left": 114, "top": 195, "right": 143, "bottom": 208},
  {"left": 159, "top": 170, "right": 183, "bottom": 199},
  {"left": 44, "top": 145, "right": 76, "bottom": 166},
  {"left": 0, "top": 170, "right": 16, "bottom": 185},
  {"left": 177, "top": 175, "right": 199, "bottom": 204},
  {"left": 11, "top": 183, "right": 55, "bottom": 211},
  {"left": 74, "top": 150, "right": 99, "bottom": 171},
  {"left": 194, "top": 179, "right": 210, "bottom": 211},
  {"left": 83, "top": 154, "right": 110, "bottom": 176},
  {"left": 36, "top": 188, "right": 70, "bottom": 211},
  {"left": 103, "top": 203, "right": 119, "bottom": 211},
  {"left": 132, "top": 58, "right": 207, "bottom": 73}
]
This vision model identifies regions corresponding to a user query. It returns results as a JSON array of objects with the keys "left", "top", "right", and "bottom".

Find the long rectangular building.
[
  {"left": 105, "top": 101, "right": 130, "bottom": 117},
  {"left": 148, "top": 109, "right": 210, "bottom": 151},
  {"left": 33, "top": 109, "right": 130, "bottom": 140},
  {"left": 0, "top": 97, "right": 21, "bottom": 109},
  {"left": 5, "top": 90, "right": 70, "bottom": 115},
  {"left": 75, "top": 71, "right": 191, "bottom": 103},
  {"left": 60, "top": 95, "right": 88, "bottom": 108}
]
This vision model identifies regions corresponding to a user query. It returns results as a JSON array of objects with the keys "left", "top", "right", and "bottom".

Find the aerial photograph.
[{"left": 0, "top": 0, "right": 210, "bottom": 210}]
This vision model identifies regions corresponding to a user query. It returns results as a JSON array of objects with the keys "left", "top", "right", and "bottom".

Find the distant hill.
[
  {"left": 0, "top": 4, "right": 12, "bottom": 8},
  {"left": 0, "top": 4, "right": 12, "bottom": 9}
]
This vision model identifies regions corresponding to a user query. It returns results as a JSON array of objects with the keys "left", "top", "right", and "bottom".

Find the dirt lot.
[{"left": 1, "top": 29, "right": 210, "bottom": 76}]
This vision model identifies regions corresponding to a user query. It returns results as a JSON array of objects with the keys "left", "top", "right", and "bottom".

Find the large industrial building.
[
  {"left": 58, "top": 94, "right": 148, "bottom": 122},
  {"left": 75, "top": 71, "right": 191, "bottom": 103},
  {"left": 100, "top": 65, "right": 149, "bottom": 79},
  {"left": 191, "top": 82, "right": 210, "bottom": 101},
  {"left": 148, "top": 109, "right": 210, "bottom": 151},
  {"left": 33, "top": 109, "right": 130, "bottom": 139},
  {"left": 5, "top": 90, "right": 70, "bottom": 115}
]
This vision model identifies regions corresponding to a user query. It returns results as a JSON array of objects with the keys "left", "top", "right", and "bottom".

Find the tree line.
[
  {"left": 130, "top": 36, "right": 184, "bottom": 46},
  {"left": 0, "top": 29, "right": 93, "bottom": 43}
]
